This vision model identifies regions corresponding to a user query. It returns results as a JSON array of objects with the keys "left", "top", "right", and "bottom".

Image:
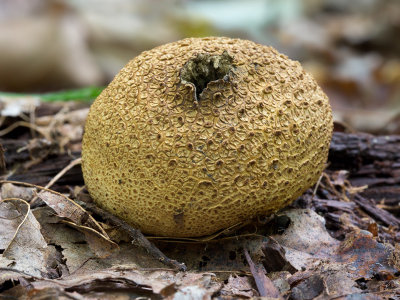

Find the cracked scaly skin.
[{"left": 82, "top": 37, "right": 333, "bottom": 237}]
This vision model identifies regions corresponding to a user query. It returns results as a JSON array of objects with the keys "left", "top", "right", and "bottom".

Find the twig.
[
  {"left": 29, "top": 100, "right": 37, "bottom": 138},
  {"left": 0, "top": 267, "right": 36, "bottom": 277},
  {"left": 81, "top": 201, "right": 187, "bottom": 272},
  {"left": 0, "top": 198, "right": 31, "bottom": 253},
  {"left": 30, "top": 157, "right": 82, "bottom": 207},
  {"left": 353, "top": 194, "right": 400, "bottom": 227},
  {"left": 312, "top": 173, "right": 324, "bottom": 198},
  {"left": 0, "top": 121, "right": 46, "bottom": 138},
  {"left": 244, "top": 248, "right": 281, "bottom": 298}
]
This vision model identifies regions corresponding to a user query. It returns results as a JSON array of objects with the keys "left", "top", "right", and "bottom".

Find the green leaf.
[{"left": 0, "top": 86, "right": 104, "bottom": 102}]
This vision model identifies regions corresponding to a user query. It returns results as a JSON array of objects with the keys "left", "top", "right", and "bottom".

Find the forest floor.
[{"left": 0, "top": 98, "right": 400, "bottom": 299}]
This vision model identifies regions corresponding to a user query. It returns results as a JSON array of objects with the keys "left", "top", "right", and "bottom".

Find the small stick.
[
  {"left": 312, "top": 173, "right": 324, "bottom": 198},
  {"left": 81, "top": 201, "right": 187, "bottom": 272},
  {"left": 30, "top": 157, "right": 82, "bottom": 207},
  {"left": 244, "top": 248, "right": 281, "bottom": 298},
  {"left": 0, "top": 121, "right": 46, "bottom": 138}
]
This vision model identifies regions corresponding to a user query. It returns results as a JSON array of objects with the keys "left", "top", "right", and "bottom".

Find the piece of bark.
[
  {"left": 0, "top": 138, "right": 30, "bottom": 165},
  {"left": 313, "top": 199, "right": 356, "bottom": 213},
  {"left": 329, "top": 132, "right": 400, "bottom": 170},
  {"left": 329, "top": 132, "right": 400, "bottom": 221},
  {"left": 352, "top": 194, "right": 400, "bottom": 227},
  {"left": 262, "top": 237, "right": 297, "bottom": 274}
]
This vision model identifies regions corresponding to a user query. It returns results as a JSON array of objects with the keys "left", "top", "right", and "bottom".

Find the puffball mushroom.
[{"left": 82, "top": 37, "right": 333, "bottom": 237}]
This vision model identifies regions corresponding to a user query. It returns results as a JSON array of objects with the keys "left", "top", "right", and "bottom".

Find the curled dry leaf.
[
  {"left": 35, "top": 190, "right": 118, "bottom": 258},
  {"left": 2, "top": 286, "right": 84, "bottom": 300},
  {"left": 268, "top": 209, "right": 400, "bottom": 297},
  {"left": 272, "top": 209, "right": 400, "bottom": 277},
  {"left": 35, "top": 205, "right": 166, "bottom": 274},
  {"left": 36, "top": 190, "right": 107, "bottom": 236},
  {"left": 271, "top": 209, "right": 340, "bottom": 271},
  {"left": 34, "top": 206, "right": 105, "bottom": 274},
  {"left": 0, "top": 198, "right": 48, "bottom": 277}
]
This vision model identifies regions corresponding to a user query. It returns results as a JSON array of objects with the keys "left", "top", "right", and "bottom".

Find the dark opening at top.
[{"left": 180, "top": 51, "right": 234, "bottom": 100}]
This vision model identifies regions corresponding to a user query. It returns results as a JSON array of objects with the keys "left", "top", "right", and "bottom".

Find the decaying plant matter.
[{"left": 0, "top": 98, "right": 399, "bottom": 298}]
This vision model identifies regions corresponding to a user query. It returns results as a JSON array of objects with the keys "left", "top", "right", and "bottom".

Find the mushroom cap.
[{"left": 82, "top": 37, "right": 333, "bottom": 237}]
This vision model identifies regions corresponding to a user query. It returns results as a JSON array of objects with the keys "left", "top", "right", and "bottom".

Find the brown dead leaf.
[
  {"left": 63, "top": 220, "right": 118, "bottom": 259},
  {"left": 336, "top": 230, "right": 399, "bottom": 280},
  {"left": 34, "top": 207, "right": 102, "bottom": 274},
  {"left": 2, "top": 267, "right": 222, "bottom": 299},
  {"left": 288, "top": 266, "right": 361, "bottom": 298},
  {"left": 33, "top": 207, "right": 163, "bottom": 274},
  {"left": 36, "top": 190, "right": 118, "bottom": 258},
  {"left": 271, "top": 209, "right": 340, "bottom": 271},
  {"left": 0, "top": 199, "right": 49, "bottom": 277},
  {"left": 36, "top": 190, "right": 107, "bottom": 236},
  {"left": 244, "top": 248, "right": 281, "bottom": 298},
  {"left": 164, "top": 272, "right": 221, "bottom": 299},
  {"left": 270, "top": 209, "right": 400, "bottom": 283},
  {"left": 262, "top": 237, "right": 297, "bottom": 274},
  {"left": 0, "top": 268, "right": 34, "bottom": 287},
  {"left": 0, "top": 200, "right": 25, "bottom": 250}
]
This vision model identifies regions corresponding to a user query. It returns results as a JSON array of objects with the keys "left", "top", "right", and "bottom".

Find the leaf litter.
[{"left": 0, "top": 100, "right": 399, "bottom": 299}]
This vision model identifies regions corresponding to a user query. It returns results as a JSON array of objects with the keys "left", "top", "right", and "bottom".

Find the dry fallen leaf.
[
  {"left": 35, "top": 190, "right": 119, "bottom": 258},
  {"left": 33, "top": 206, "right": 163, "bottom": 274},
  {"left": 271, "top": 209, "right": 340, "bottom": 271},
  {"left": 0, "top": 199, "right": 49, "bottom": 277},
  {"left": 336, "top": 230, "right": 400, "bottom": 280}
]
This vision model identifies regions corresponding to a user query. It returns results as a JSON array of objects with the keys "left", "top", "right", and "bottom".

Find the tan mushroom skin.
[{"left": 82, "top": 37, "right": 333, "bottom": 237}]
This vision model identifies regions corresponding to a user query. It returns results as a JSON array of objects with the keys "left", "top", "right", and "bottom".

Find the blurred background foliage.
[{"left": 0, "top": 0, "right": 399, "bottom": 134}]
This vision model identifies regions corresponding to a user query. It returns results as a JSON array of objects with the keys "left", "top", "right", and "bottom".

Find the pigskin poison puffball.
[{"left": 82, "top": 37, "right": 333, "bottom": 237}]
